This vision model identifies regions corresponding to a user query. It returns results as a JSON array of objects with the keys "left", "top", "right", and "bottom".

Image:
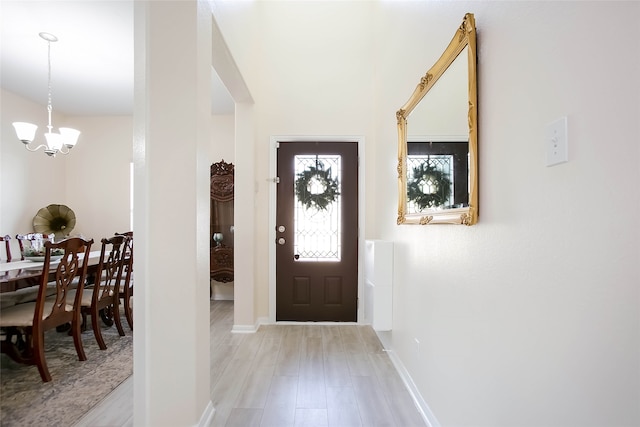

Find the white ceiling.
[{"left": 0, "top": 1, "right": 235, "bottom": 116}]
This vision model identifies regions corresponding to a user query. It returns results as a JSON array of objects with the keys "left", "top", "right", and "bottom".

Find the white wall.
[
  {"left": 375, "top": 2, "right": 640, "bottom": 426},
  {"left": 65, "top": 115, "right": 132, "bottom": 239},
  {"left": 213, "top": 1, "right": 640, "bottom": 426},
  {"left": 1, "top": 89, "right": 67, "bottom": 238},
  {"left": 211, "top": 114, "right": 234, "bottom": 163}
]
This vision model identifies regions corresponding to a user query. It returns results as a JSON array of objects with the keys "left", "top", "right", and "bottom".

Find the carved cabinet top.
[{"left": 210, "top": 160, "right": 234, "bottom": 202}]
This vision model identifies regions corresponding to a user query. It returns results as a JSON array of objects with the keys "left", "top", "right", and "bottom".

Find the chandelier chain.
[{"left": 46, "top": 38, "right": 53, "bottom": 133}]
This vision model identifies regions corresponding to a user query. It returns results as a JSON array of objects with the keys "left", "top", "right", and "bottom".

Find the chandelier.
[{"left": 12, "top": 32, "right": 80, "bottom": 157}]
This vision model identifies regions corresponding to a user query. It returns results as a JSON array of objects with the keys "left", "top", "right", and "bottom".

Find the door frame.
[{"left": 269, "top": 135, "right": 366, "bottom": 324}]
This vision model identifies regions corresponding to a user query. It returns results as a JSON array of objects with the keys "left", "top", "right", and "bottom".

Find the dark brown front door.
[{"left": 276, "top": 141, "right": 358, "bottom": 321}]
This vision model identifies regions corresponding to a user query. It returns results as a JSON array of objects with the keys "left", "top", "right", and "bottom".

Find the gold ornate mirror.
[{"left": 397, "top": 13, "right": 478, "bottom": 225}]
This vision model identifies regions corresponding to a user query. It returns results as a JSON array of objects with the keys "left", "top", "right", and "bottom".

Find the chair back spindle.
[
  {"left": 115, "top": 231, "right": 133, "bottom": 330},
  {"left": 1, "top": 235, "right": 13, "bottom": 262}
]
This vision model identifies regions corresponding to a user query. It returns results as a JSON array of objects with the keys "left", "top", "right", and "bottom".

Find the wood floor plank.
[
  {"left": 325, "top": 386, "right": 362, "bottom": 427},
  {"left": 73, "top": 377, "right": 134, "bottom": 427},
  {"left": 225, "top": 408, "right": 263, "bottom": 427},
  {"left": 210, "top": 342, "right": 240, "bottom": 385},
  {"left": 294, "top": 408, "right": 329, "bottom": 427},
  {"left": 73, "top": 301, "right": 427, "bottom": 427},
  {"left": 260, "top": 375, "right": 298, "bottom": 427},
  {"left": 302, "top": 324, "right": 324, "bottom": 338},
  {"left": 323, "top": 353, "right": 351, "bottom": 387},
  {"left": 211, "top": 320, "right": 256, "bottom": 426},
  {"left": 376, "top": 374, "right": 427, "bottom": 427},
  {"left": 296, "top": 375, "right": 327, "bottom": 409},
  {"left": 357, "top": 325, "right": 386, "bottom": 354},
  {"left": 299, "top": 337, "right": 324, "bottom": 378},
  {"left": 351, "top": 375, "right": 397, "bottom": 427},
  {"left": 211, "top": 347, "right": 257, "bottom": 425},
  {"left": 233, "top": 331, "right": 266, "bottom": 361},
  {"left": 346, "top": 351, "right": 375, "bottom": 376},
  {"left": 251, "top": 336, "right": 282, "bottom": 374},
  {"left": 234, "top": 370, "right": 274, "bottom": 409},
  {"left": 339, "top": 325, "right": 364, "bottom": 353},
  {"left": 259, "top": 324, "right": 285, "bottom": 340},
  {"left": 368, "top": 351, "right": 398, "bottom": 378},
  {"left": 274, "top": 328, "right": 302, "bottom": 376},
  {"left": 321, "top": 325, "right": 345, "bottom": 354}
]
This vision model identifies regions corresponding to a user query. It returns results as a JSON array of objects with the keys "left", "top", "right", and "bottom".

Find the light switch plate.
[{"left": 545, "top": 116, "right": 568, "bottom": 167}]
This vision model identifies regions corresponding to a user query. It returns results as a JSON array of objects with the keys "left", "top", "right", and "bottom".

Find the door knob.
[
  {"left": 277, "top": 225, "right": 285, "bottom": 232},
  {"left": 277, "top": 237, "right": 286, "bottom": 245}
]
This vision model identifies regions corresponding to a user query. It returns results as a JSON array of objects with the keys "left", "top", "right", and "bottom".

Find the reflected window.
[{"left": 407, "top": 141, "right": 468, "bottom": 212}]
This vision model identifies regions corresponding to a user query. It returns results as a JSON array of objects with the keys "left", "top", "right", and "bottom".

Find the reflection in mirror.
[
  {"left": 397, "top": 13, "right": 477, "bottom": 225},
  {"left": 407, "top": 47, "right": 468, "bottom": 214},
  {"left": 407, "top": 47, "right": 468, "bottom": 138},
  {"left": 407, "top": 139, "right": 468, "bottom": 213}
]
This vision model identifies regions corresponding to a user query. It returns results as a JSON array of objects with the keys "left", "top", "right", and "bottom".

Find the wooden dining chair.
[
  {"left": 16, "top": 233, "right": 56, "bottom": 255},
  {"left": 15, "top": 234, "right": 28, "bottom": 260},
  {"left": 2, "top": 234, "right": 66, "bottom": 308},
  {"left": 1, "top": 235, "right": 14, "bottom": 262},
  {"left": 0, "top": 237, "right": 93, "bottom": 382},
  {"left": 1, "top": 235, "right": 43, "bottom": 309},
  {"left": 115, "top": 231, "right": 133, "bottom": 330},
  {"left": 67, "top": 235, "right": 127, "bottom": 350}
]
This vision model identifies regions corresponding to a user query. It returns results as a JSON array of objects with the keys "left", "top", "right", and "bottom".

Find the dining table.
[{"left": 0, "top": 250, "right": 103, "bottom": 293}]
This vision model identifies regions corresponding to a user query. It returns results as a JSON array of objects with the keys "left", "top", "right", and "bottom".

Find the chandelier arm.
[{"left": 23, "top": 143, "right": 51, "bottom": 152}]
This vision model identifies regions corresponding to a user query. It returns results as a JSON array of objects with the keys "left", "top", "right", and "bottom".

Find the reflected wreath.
[{"left": 407, "top": 163, "right": 452, "bottom": 210}]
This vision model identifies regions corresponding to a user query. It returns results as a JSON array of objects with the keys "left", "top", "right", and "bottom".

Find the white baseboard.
[
  {"left": 231, "top": 316, "right": 264, "bottom": 333},
  {"left": 231, "top": 324, "right": 258, "bottom": 333},
  {"left": 375, "top": 331, "right": 441, "bottom": 427},
  {"left": 212, "top": 295, "right": 234, "bottom": 301},
  {"left": 269, "top": 321, "right": 358, "bottom": 326},
  {"left": 197, "top": 401, "right": 215, "bottom": 427}
]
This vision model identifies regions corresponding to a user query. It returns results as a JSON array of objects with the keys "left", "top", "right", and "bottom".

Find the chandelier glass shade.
[{"left": 13, "top": 32, "right": 80, "bottom": 157}]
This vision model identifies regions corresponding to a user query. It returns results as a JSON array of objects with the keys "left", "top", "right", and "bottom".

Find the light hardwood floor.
[{"left": 74, "top": 301, "right": 427, "bottom": 427}]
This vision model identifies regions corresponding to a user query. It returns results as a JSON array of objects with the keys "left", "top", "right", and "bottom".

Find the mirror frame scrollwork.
[{"left": 397, "top": 13, "right": 478, "bottom": 225}]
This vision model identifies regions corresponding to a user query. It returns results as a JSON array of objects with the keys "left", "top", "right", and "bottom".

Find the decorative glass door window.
[
  {"left": 407, "top": 154, "right": 454, "bottom": 213},
  {"left": 293, "top": 155, "right": 341, "bottom": 262}
]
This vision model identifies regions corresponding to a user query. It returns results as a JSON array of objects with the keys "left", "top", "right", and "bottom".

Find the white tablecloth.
[{"left": 0, "top": 251, "right": 103, "bottom": 273}]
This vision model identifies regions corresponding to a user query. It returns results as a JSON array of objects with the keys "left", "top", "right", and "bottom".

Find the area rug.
[{"left": 0, "top": 316, "right": 132, "bottom": 426}]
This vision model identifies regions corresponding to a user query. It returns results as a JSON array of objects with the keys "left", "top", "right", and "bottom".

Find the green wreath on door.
[{"left": 295, "top": 163, "right": 340, "bottom": 211}]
